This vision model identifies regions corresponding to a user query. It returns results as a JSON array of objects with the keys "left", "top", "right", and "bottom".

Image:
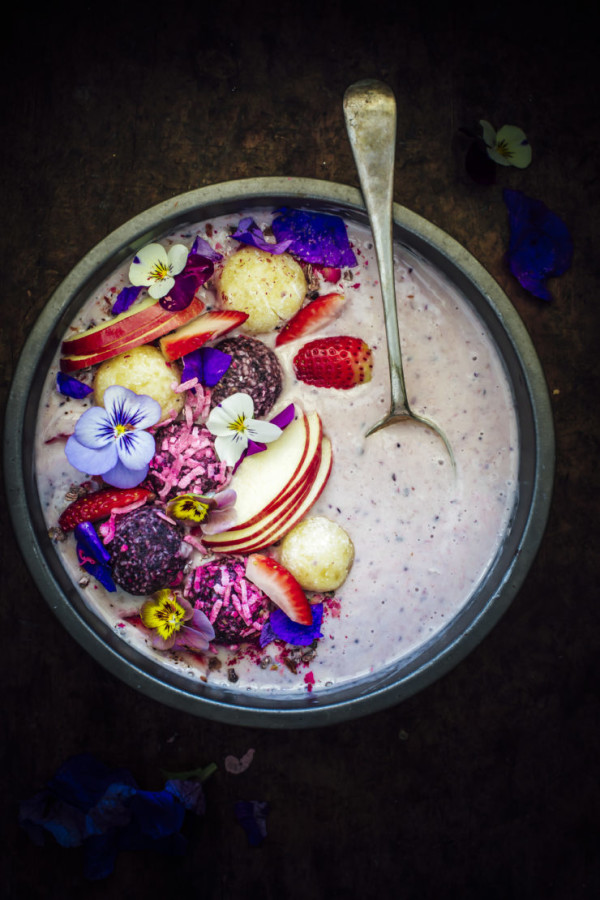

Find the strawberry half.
[
  {"left": 292, "top": 335, "right": 373, "bottom": 390},
  {"left": 58, "top": 486, "right": 154, "bottom": 531},
  {"left": 275, "top": 293, "right": 346, "bottom": 346},
  {"left": 245, "top": 554, "right": 313, "bottom": 625}
]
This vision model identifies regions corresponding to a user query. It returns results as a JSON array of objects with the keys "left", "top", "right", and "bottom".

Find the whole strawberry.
[{"left": 292, "top": 336, "right": 373, "bottom": 390}]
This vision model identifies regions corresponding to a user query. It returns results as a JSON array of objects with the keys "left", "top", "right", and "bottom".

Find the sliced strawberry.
[
  {"left": 245, "top": 554, "right": 313, "bottom": 625},
  {"left": 275, "top": 293, "right": 346, "bottom": 346},
  {"left": 292, "top": 335, "right": 373, "bottom": 390},
  {"left": 58, "top": 486, "right": 154, "bottom": 531},
  {"left": 315, "top": 265, "right": 342, "bottom": 283},
  {"left": 159, "top": 310, "right": 248, "bottom": 361}
]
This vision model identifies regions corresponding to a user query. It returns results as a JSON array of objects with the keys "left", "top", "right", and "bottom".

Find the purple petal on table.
[
  {"left": 268, "top": 603, "right": 323, "bottom": 646},
  {"left": 112, "top": 284, "right": 143, "bottom": 316},
  {"left": 234, "top": 800, "right": 269, "bottom": 847},
  {"left": 271, "top": 208, "right": 358, "bottom": 267},
  {"left": 503, "top": 189, "right": 573, "bottom": 301},
  {"left": 56, "top": 372, "right": 94, "bottom": 399},
  {"left": 165, "top": 779, "right": 207, "bottom": 815},
  {"left": 231, "top": 217, "right": 294, "bottom": 254}
]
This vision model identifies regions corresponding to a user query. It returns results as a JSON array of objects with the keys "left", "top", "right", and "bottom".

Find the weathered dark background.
[{"left": 2, "top": 1, "right": 599, "bottom": 897}]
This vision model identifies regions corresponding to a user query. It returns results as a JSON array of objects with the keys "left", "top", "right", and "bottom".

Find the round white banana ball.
[
  {"left": 218, "top": 245, "right": 306, "bottom": 333},
  {"left": 93, "top": 344, "right": 184, "bottom": 423},
  {"left": 278, "top": 516, "right": 354, "bottom": 592}
]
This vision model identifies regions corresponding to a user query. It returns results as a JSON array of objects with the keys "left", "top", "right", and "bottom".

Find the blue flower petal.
[
  {"left": 56, "top": 372, "right": 94, "bottom": 399},
  {"left": 74, "top": 521, "right": 111, "bottom": 564},
  {"left": 73, "top": 406, "right": 114, "bottom": 449},
  {"left": 271, "top": 209, "right": 357, "bottom": 267},
  {"left": 115, "top": 427, "right": 155, "bottom": 469},
  {"left": 231, "top": 217, "right": 294, "bottom": 254},
  {"left": 181, "top": 346, "right": 232, "bottom": 387},
  {"left": 111, "top": 285, "right": 143, "bottom": 316},
  {"left": 267, "top": 602, "right": 324, "bottom": 646},
  {"left": 503, "top": 189, "right": 573, "bottom": 301},
  {"left": 234, "top": 800, "right": 269, "bottom": 847},
  {"left": 101, "top": 458, "right": 150, "bottom": 489},
  {"left": 104, "top": 385, "right": 161, "bottom": 431},
  {"left": 65, "top": 434, "right": 118, "bottom": 475}
]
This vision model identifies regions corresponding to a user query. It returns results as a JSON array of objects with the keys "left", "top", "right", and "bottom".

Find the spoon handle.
[{"left": 343, "top": 80, "right": 409, "bottom": 416}]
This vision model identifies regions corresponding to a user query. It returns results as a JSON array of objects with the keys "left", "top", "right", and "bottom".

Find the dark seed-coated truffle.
[
  {"left": 110, "top": 507, "right": 185, "bottom": 595},
  {"left": 185, "top": 556, "right": 270, "bottom": 645},
  {"left": 210, "top": 336, "right": 283, "bottom": 418}
]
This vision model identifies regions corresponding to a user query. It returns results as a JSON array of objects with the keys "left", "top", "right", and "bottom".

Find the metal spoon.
[{"left": 343, "top": 79, "right": 454, "bottom": 466}]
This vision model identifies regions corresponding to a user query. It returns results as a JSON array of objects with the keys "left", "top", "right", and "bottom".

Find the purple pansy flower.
[{"left": 65, "top": 385, "right": 161, "bottom": 489}]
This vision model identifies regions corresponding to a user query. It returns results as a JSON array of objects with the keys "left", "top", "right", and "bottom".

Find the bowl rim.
[{"left": 4, "top": 176, "right": 555, "bottom": 727}]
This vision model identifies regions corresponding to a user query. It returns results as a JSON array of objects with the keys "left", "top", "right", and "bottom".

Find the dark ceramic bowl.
[{"left": 4, "top": 177, "right": 554, "bottom": 727}]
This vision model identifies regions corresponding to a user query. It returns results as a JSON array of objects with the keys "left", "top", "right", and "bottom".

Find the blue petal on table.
[
  {"left": 56, "top": 372, "right": 94, "bottom": 399},
  {"left": 181, "top": 346, "right": 232, "bottom": 387},
  {"left": 503, "top": 188, "right": 573, "bottom": 301},
  {"left": 231, "top": 216, "right": 294, "bottom": 254},
  {"left": 112, "top": 284, "right": 143, "bottom": 316},
  {"left": 234, "top": 800, "right": 269, "bottom": 847},
  {"left": 263, "top": 602, "right": 324, "bottom": 647},
  {"left": 271, "top": 208, "right": 358, "bottom": 267},
  {"left": 18, "top": 754, "right": 194, "bottom": 880}
]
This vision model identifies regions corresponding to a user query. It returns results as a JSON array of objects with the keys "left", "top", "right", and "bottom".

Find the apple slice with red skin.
[
  {"left": 202, "top": 447, "right": 322, "bottom": 551},
  {"left": 245, "top": 554, "right": 313, "bottom": 625},
  {"left": 60, "top": 297, "right": 206, "bottom": 372},
  {"left": 159, "top": 310, "right": 249, "bottom": 362},
  {"left": 225, "top": 411, "right": 323, "bottom": 530},
  {"left": 203, "top": 411, "right": 323, "bottom": 540},
  {"left": 61, "top": 295, "right": 205, "bottom": 355},
  {"left": 203, "top": 437, "right": 332, "bottom": 554}
]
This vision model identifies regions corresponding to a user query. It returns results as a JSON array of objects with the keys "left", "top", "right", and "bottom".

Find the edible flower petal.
[
  {"left": 190, "top": 234, "right": 223, "bottom": 261},
  {"left": 181, "top": 346, "right": 232, "bottom": 388},
  {"left": 231, "top": 216, "right": 294, "bottom": 254},
  {"left": 480, "top": 120, "right": 532, "bottom": 169},
  {"left": 129, "top": 242, "right": 188, "bottom": 299},
  {"left": 166, "top": 488, "right": 237, "bottom": 535},
  {"left": 244, "top": 402, "right": 296, "bottom": 460},
  {"left": 140, "top": 589, "right": 215, "bottom": 651},
  {"left": 205, "top": 392, "right": 283, "bottom": 467},
  {"left": 234, "top": 800, "right": 269, "bottom": 847},
  {"left": 111, "top": 284, "right": 143, "bottom": 316},
  {"left": 65, "top": 385, "right": 161, "bottom": 488},
  {"left": 56, "top": 372, "right": 94, "bottom": 400},
  {"left": 19, "top": 753, "right": 205, "bottom": 880},
  {"left": 160, "top": 252, "right": 214, "bottom": 312},
  {"left": 503, "top": 188, "right": 573, "bottom": 301},
  {"left": 261, "top": 602, "right": 323, "bottom": 647},
  {"left": 271, "top": 208, "right": 358, "bottom": 267}
]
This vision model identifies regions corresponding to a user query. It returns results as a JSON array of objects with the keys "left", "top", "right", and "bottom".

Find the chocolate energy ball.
[
  {"left": 110, "top": 507, "right": 185, "bottom": 595},
  {"left": 185, "top": 556, "right": 270, "bottom": 646},
  {"left": 210, "top": 335, "right": 283, "bottom": 418},
  {"left": 147, "top": 420, "right": 231, "bottom": 502}
]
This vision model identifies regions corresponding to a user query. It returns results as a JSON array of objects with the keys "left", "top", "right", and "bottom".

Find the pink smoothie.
[{"left": 35, "top": 210, "right": 519, "bottom": 695}]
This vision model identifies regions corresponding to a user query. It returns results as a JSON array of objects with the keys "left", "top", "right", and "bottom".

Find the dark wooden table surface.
[{"left": 3, "top": 2, "right": 599, "bottom": 897}]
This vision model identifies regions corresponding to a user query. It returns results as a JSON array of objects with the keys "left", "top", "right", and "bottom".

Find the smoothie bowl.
[{"left": 4, "top": 177, "right": 554, "bottom": 727}]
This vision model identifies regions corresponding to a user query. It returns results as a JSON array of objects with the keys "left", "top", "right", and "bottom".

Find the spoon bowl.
[{"left": 343, "top": 79, "right": 455, "bottom": 465}]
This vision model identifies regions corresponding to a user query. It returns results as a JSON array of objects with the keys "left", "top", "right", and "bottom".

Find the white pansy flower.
[
  {"left": 206, "top": 392, "right": 283, "bottom": 467},
  {"left": 129, "top": 242, "right": 189, "bottom": 299},
  {"left": 480, "top": 120, "right": 532, "bottom": 169}
]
